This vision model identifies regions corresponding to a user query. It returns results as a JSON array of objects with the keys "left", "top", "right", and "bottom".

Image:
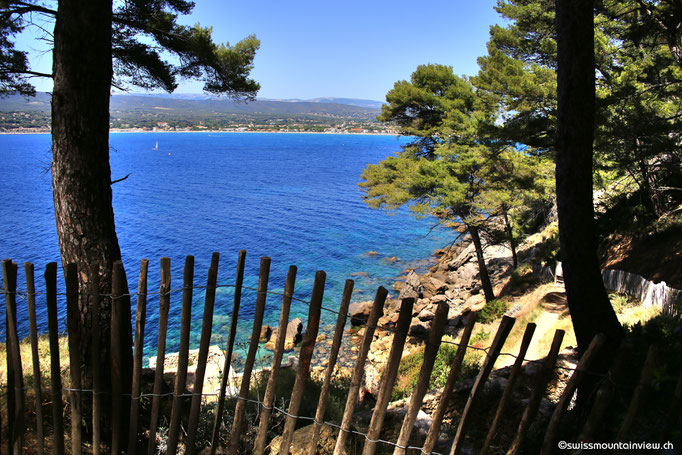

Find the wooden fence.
[{"left": 2, "top": 253, "right": 681, "bottom": 455}]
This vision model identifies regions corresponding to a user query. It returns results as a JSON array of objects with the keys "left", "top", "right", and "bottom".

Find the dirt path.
[{"left": 496, "top": 283, "right": 568, "bottom": 368}]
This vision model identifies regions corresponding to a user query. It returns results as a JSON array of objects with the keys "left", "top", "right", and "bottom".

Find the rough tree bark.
[
  {"left": 51, "top": 0, "right": 132, "bottom": 433},
  {"left": 555, "top": 0, "right": 623, "bottom": 407},
  {"left": 468, "top": 224, "right": 495, "bottom": 303}
]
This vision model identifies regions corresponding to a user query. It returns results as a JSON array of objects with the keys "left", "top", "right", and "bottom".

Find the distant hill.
[
  {"left": 0, "top": 92, "right": 382, "bottom": 116},
  {"left": 0, "top": 92, "right": 390, "bottom": 132}
]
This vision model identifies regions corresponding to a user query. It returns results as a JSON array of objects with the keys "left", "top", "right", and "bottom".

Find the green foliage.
[
  {"left": 475, "top": 0, "right": 682, "bottom": 222},
  {"left": 391, "top": 342, "right": 482, "bottom": 401},
  {"left": 477, "top": 299, "right": 509, "bottom": 324},
  {"left": 1, "top": 1, "right": 260, "bottom": 99}
]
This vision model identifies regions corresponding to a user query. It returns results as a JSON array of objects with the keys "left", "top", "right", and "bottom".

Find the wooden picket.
[{"left": 1, "top": 252, "right": 681, "bottom": 455}]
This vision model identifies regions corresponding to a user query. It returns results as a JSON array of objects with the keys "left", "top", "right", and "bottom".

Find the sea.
[{"left": 0, "top": 132, "right": 452, "bottom": 360}]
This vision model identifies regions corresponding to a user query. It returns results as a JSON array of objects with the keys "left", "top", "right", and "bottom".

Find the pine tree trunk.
[
  {"left": 502, "top": 208, "right": 518, "bottom": 268},
  {"left": 555, "top": 0, "right": 623, "bottom": 408},
  {"left": 468, "top": 224, "right": 495, "bottom": 303},
  {"left": 51, "top": 0, "right": 132, "bottom": 437}
]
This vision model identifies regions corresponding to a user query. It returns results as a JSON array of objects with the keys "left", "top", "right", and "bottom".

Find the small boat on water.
[{"left": 153, "top": 141, "right": 158, "bottom": 150}]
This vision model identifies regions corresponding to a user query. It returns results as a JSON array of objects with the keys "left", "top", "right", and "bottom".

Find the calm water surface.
[{"left": 0, "top": 132, "right": 452, "bottom": 358}]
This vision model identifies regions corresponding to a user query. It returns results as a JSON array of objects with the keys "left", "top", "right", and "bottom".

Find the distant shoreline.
[{"left": 0, "top": 129, "right": 398, "bottom": 136}]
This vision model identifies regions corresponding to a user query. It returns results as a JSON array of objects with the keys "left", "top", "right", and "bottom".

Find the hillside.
[{"left": 0, "top": 93, "right": 389, "bottom": 133}]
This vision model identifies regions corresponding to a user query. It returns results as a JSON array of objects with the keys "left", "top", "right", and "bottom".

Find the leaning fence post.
[
  {"left": 147, "top": 257, "right": 172, "bottom": 455},
  {"left": 422, "top": 312, "right": 478, "bottom": 455},
  {"left": 480, "top": 323, "right": 537, "bottom": 455},
  {"left": 166, "top": 256, "right": 195, "bottom": 455},
  {"left": 332, "top": 286, "right": 388, "bottom": 455},
  {"left": 450, "top": 315, "right": 516, "bottom": 455},
  {"left": 45, "top": 262, "right": 65, "bottom": 455},
  {"left": 89, "top": 263, "right": 103, "bottom": 455},
  {"left": 227, "top": 256, "right": 271, "bottom": 455},
  {"left": 507, "top": 329, "right": 564, "bottom": 455},
  {"left": 278, "top": 270, "right": 326, "bottom": 455},
  {"left": 577, "top": 339, "right": 632, "bottom": 443},
  {"left": 252, "top": 265, "right": 297, "bottom": 455},
  {"left": 361, "top": 297, "right": 414, "bottom": 455},
  {"left": 186, "top": 252, "right": 220, "bottom": 455},
  {"left": 210, "top": 249, "right": 247, "bottom": 454},
  {"left": 65, "top": 263, "right": 82, "bottom": 455},
  {"left": 127, "top": 259, "right": 149, "bottom": 455},
  {"left": 616, "top": 343, "right": 658, "bottom": 441},
  {"left": 393, "top": 301, "right": 449, "bottom": 455},
  {"left": 3, "top": 259, "right": 23, "bottom": 455},
  {"left": 306, "top": 278, "right": 354, "bottom": 455},
  {"left": 25, "top": 262, "right": 44, "bottom": 455},
  {"left": 540, "top": 333, "right": 606, "bottom": 455},
  {"left": 111, "top": 261, "right": 128, "bottom": 455}
]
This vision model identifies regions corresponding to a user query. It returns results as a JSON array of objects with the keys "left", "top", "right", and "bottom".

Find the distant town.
[{"left": 0, "top": 93, "right": 398, "bottom": 134}]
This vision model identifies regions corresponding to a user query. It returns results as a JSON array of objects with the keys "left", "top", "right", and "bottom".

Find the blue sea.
[{"left": 1, "top": 132, "right": 451, "bottom": 359}]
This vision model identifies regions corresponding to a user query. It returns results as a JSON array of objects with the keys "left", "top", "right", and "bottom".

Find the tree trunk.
[
  {"left": 502, "top": 207, "right": 518, "bottom": 268},
  {"left": 51, "top": 0, "right": 132, "bottom": 438},
  {"left": 468, "top": 224, "right": 495, "bottom": 303},
  {"left": 555, "top": 0, "right": 623, "bottom": 409}
]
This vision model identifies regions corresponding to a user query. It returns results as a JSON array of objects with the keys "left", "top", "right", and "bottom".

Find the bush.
[
  {"left": 391, "top": 342, "right": 482, "bottom": 401},
  {"left": 478, "top": 299, "right": 508, "bottom": 324}
]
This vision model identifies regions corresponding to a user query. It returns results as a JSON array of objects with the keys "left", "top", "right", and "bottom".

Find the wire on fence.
[{"left": 0, "top": 283, "right": 618, "bottom": 380}]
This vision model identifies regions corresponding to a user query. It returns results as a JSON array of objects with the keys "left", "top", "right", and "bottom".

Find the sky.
[{"left": 16, "top": 0, "right": 502, "bottom": 101}]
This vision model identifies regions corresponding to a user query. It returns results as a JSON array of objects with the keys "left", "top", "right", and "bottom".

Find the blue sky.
[{"left": 17, "top": 0, "right": 501, "bottom": 101}]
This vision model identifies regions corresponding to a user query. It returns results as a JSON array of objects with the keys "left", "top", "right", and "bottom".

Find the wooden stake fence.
[{"left": 1, "top": 253, "right": 681, "bottom": 455}]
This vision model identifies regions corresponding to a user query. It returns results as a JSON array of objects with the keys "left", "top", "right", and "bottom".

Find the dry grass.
[{"left": 0, "top": 333, "right": 71, "bottom": 390}]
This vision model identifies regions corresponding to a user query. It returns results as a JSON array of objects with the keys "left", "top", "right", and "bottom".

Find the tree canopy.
[
  {"left": 0, "top": 0, "right": 260, "bottom": 97},
  {"left": 362, "top": 64, "right": 553, "bottom": 302}
]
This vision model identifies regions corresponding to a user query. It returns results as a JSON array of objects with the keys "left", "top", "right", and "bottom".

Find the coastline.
[{"left": 0, "top": 129, "right": 398, "bottom": 136}]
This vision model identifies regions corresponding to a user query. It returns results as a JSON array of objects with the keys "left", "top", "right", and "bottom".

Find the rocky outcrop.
[{"left": 264, "top": 318, "right": 303, "bottom": 351}]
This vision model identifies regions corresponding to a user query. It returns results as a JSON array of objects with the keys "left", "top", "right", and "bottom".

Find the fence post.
[
  {"left": 616, "top": 344, "right": 658, "bottom": 441},
  {"left": 45, "top": 262, "right": 65, "bottom": 455},
  {"left": 252, "top": 265, "right": 297, "bottom": 455},
  {"left": 89, "top": 263, "right": 102, "bottom": 455},
  {"left": 24, "top": 262, "right": 44, "bottom": 455},
  {"left": 3, "top": 259, "right": 23, "bottom": 455},
  {"left": 306, "top": 278, "right": 354, "bottom": 455},
  {"left": 577, "top": 340, "right": 632, "bottom": 442},
  {"left": 393, "top": 301, "right": 449, "bottom": 455},
  {"left": 507, "top": 329, "right": 564, "bottom": 455},
  {"left": 540, "top": 333, "right": 606, "bottom": 455},
  {"left": 450, "top": 315, "right": 516, "bottom": 455},
  {"left": 227, "top": 256, "right": 271, "bottom": 455},
  {"left": 111, "top": 261, "right": 129, "bottom": 455},
  {"left": 167, "top": 256, "right": 195, "bottom": 455},
  {"left": 332, "top": 286, "right": 387, "bottom": 455},
  {"left": 480, "top": 323, "right": 536, "bottom": 455},
  {"left": 127, "top": 259, "right": 149, "bottom": 455},
  {"left": 361, "top": 297, "right": 414, "bottom": 455},
  {"left": 65, "top": 263, "right": 82, "bottom": 455},
  {"left": 210, "top": 249, "right": 247, "bottom": 454},
  {"left": 278, "top": 270, "right": 326, "bottom": 455},
  {"left": 186, "top": 252, "right": 220, "bottom": 455},
  {"left": 422, "top": 312, "right": 477, "bottom": 455},
  {"left": 147, "top": 257, "right": 172, "bottom": 455}
]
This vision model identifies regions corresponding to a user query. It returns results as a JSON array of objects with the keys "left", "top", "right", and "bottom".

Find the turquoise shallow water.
[{"left": 0, "top": 132, "right": 452, "bottom": 358}]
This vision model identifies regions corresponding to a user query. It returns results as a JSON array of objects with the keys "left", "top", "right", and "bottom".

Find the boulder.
[
  {"left": 409, "top": 318, "right": 430, "bottom": 337},
  {"left": 399, "top": 270, "right": 423, "bottom": 300},
  {"left": 349, "top": 300, "right": 373, "bottom": 325},
  {"left": 264, "top": 318, "right": 302, "bottom": 351},
  {"left": 259, "top": 325, "right": 272, "bottom": 342},
  {"left": 417, "top": 307, "right": 436, "bottom": 322},
  {"left": 464, "top": 294, "right": 486, "bottom": 312},
  {"left": 447, "top": 242, "right": 475, "bottom": 270},
  {"left": 422, "top": 276, "right": 448, "bottom": 298},
  {"left": 268, "top": 423, "right": 351, "bottom": 455}
]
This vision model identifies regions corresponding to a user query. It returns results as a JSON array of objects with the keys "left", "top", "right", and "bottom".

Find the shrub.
[{"left": 477, "top": 299, "right": 508, "bottom": 324}]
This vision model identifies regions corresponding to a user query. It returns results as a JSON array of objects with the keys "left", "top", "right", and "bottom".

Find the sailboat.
[{"left": 152, "top": 140, "right": 158, "bottom": 150}]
